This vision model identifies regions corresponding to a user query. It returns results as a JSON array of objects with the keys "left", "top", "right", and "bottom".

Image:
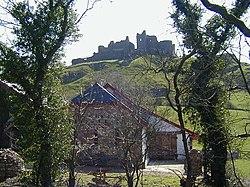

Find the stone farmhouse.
[
  {"left": 71, "top": 83, "right": 197, "bottom": 167},
  {"left": 72, "top": 30, "right": 175, "bottom": 65}
]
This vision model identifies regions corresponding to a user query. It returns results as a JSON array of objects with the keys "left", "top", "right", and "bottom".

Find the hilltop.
[
  {"left": 63, "top": 56, "right": 168, "bottom": 99},
  {"left": 71, "top": 30, "right": 175, "bottom": 65}
]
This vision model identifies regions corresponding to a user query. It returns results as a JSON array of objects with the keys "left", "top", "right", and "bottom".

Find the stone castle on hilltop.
[{"left": 72, "top": 30, "right": 175, "bottom": 65}]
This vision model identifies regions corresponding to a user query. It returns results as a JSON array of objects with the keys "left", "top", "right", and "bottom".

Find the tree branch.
[
  {"left": 227, "top": 52, "right": 250, "bottom": 95},
  {"left": 200, "top": 0, "right": 250, "bottom": 37},
  {"left": 237, "top": 133, "right": 250, "bottom": 138},
  {"left": 75, "top": 0, "right": 100, "bottom": 24}
]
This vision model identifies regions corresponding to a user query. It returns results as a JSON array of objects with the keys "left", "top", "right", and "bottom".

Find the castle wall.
[
  {"left": 137, "top": 30, "right": 147, "bottom": 54},
  {"left": 136, "top": 31, "right": 174, "bottom": 56},
  {"left": 72, "top": 31, "right": 175, "bottom": 65},
  {"left": 146, "top": 35, "right": 158, "bottom": 54},
  {"left": 158, "top": 40, "right": 175, "bottom": 56},
  {"left": 90, "top": 36, "right": 135, "bottom": 61}
]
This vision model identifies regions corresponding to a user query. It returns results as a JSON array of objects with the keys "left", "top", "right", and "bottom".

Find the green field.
[
  {"left": 62, "top": 56, "right": 250, "bottom": 184},
  {"left": 63, "top": 56, "right": 249, "bottom": 151}
]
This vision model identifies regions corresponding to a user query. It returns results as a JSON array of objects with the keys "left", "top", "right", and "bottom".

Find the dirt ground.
[
  {"left": 143, "top": 160, "right": 185, "bottom": 175},
  {"left": 77, "top": 160, "right": 185, "bottom": 176}
]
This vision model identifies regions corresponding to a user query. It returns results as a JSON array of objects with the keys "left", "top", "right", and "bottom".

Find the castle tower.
[{"left": 136, "top": 30, "right": 147, "bottom": 54}]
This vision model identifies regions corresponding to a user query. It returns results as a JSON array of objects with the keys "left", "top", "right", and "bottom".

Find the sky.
[
  {"left": 63, "top": 0, "right": 184, "bottom": 65},
  {"left": 63, "top": 0, "right": 250, "bottom": 65},
  {"left": 0, "top": 0, "right": 249, "bottom": 65}
]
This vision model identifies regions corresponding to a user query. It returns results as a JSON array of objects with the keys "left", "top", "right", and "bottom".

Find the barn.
[{"left": 71, "top": 83, "right": 197, "bottom": 167}]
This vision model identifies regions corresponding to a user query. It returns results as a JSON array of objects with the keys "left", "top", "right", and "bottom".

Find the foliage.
[
  {"left": 170, "top": 0, "right": 250, "bottom": 186},
  {"left": 0, "top": 87, "right": 11, "bottom": 148},
  {"left": 0, "top": 0, "right": 80, "bottom": 186}
]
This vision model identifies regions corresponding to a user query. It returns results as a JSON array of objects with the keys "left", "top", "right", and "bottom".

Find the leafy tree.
[
  {"left": 0, "top": 0, "right": 80, "bottom": 186},
  {"left": 171, "top": 0, "right": 249, "bottom": 186}
]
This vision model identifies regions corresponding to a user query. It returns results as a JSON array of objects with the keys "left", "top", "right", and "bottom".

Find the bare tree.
[
  {"left": 71, "top": 81, "right": 158, "bottom": 187},
  {"left": 68, "top": 100, "right": 93, "bottom": 187}
]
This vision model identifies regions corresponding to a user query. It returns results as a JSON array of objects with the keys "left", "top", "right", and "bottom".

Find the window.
[{"left": 94, "top": 131, "right": 98, "bottom": 145}]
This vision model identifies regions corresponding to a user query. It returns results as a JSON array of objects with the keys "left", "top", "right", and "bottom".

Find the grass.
[
  {"left": 62, "top": 56, "right": 169, "bottom": 98},
  {"left": 227, "top": 90, "right": 250, "bottom": 151},
  {"left": 229, "top": 91, "right": 250, "bottom": 110},
  {"left": 140, "top": 174, "right": 180, "bottom": 187},
  {"left": 69, "top": 59, "right": 121, "bottom": 67},
  {"left": 62, "top": 56, "right": 250, "bottom": 183},
  {"left": 74, "top": 173, "right": 181, "bottom": 187},
  {"left": 234, "top": 159, "right": 250, "bottom": 179}
]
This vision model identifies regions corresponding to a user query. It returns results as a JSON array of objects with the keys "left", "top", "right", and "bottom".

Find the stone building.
[{"left": 71, "top": 83, "right": 198, "bottom": 167}]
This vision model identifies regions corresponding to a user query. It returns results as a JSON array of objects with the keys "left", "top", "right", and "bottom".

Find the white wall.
[
  {"left": 177, "top": 133, "right": 192, "bottom": 160},
  {"left": 141, "top": 128, "right": 150, "bottom": 166},
  {"left": 149, "top": 115, "right": 193, "bottom": 161}
]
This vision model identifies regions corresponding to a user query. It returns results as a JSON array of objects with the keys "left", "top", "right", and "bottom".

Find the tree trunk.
[
  {"left": 40, "top": 142, "right": 52, "bottom": 187},
  {"left": 172, "top": 51, "right": 196, "bottom": 187},
  {"left": 200, "top": 93, "right": 228, "bottom": 187},
  {"left": 209, "top": 129, "right": 227, "bottom": 187},
  {"left": 68, "top": 158, "right": 76, "bottom": 187},
  {"left": 34, "top": 73, "right": 53, "bottom": 187},
  {"left": 127, "top": 175, "right": 133, "bottom": 187}
]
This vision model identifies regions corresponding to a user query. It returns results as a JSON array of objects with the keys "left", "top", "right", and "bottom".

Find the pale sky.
[
  {"left": 0, "top": 0, "right": 249, "bottom": 65},
  {"left": 63, "top": 0, "right": 176, "bottom": 65},
  {"left": 64, "top": 0, "right": 250, "bottom": 65}
]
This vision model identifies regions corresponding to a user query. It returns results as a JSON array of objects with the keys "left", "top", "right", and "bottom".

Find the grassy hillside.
[
  {"left": 62, "top": 57, "right": 250, "bottom": 152},
  {"left": 62, "top": 57, "right": 168, "bottom": 99},
  {"left": 62, "top": 57, "right": 250, "bottom": 181}
]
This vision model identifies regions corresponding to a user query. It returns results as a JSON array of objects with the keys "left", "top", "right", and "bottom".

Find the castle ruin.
[{"left": 72, "top": 30, "right": 175, "bottom": 65}]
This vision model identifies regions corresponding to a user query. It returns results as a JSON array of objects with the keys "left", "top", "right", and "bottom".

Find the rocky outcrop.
[{"left": 0, "top": 149, "right": 24, "bottom": 182}]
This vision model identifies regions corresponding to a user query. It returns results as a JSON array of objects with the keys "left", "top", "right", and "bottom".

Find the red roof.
[
  {"left": 71, "top": 82, "right": 198, "bottom": 140},
  {"left": 104, "top": 83, "right": 199, "bottom": 140}
]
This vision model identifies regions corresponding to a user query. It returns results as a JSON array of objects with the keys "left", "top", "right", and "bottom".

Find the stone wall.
[{"left": 74, "top": 104, "right": 144, "bottom": 167}]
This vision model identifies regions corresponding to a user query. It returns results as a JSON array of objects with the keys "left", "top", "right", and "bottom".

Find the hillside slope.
[{"left": 63, "top": 56, "right": 249, "bottom": 130}]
